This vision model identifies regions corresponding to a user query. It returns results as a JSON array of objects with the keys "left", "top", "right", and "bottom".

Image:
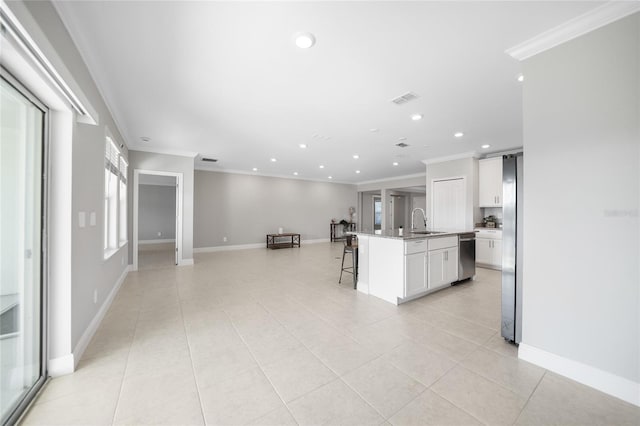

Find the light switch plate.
[
  {"left": 90, "top": 211, "right": 96, "bottom": 226},
  {"left": 79, "top": 211, "right": 86, "bottom": 228}
]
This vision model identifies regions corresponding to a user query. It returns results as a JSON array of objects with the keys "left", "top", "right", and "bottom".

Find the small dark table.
[
  {"left": 266, "top": 233, "right": 301, "bottom": 249},
  {"left": 330, "top": 222, "right": 356, "bottom": 242}
]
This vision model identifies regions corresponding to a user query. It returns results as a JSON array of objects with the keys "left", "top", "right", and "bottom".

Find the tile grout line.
[
  {"left": 512, "top": 370, "right": 548, "bottom": 425},
  {"left": 176, "top": 283, "right": 208, "bottom": 426},
  {"left": 225, "top": 308, "right": 301, "bottom": 425},
  {"left": 255, "top": 299, "right": 390, "bottom": 421},
  {"left": 109, "top": 279, "right": 143, "bottom": 426}
]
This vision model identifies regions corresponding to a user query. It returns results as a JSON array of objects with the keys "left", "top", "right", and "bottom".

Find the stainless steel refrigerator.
[{"left": 501, "top": 153, "right": 523, "bottom": 343}]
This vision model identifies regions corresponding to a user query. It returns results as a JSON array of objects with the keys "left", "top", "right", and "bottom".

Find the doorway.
[
  {"left": 133, "top": 170, "right": 183, "bottom": 271},
  {"left": 0, "top": 71, "right": 48, "bottom": 425}
]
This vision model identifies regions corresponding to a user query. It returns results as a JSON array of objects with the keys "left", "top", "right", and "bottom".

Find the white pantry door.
[{"left": 431, "top": 178, "right": 466, "bottom": 231}]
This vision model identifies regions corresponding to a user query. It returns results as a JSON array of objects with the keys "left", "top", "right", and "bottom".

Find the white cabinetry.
[
  {"left": 404, "top": 239, "right": 427, "bottom": 298},
  {"left": 475, "top": 229, "right": 502, "bottom": 269},
  {"left": 427, "top": 237, "right": 459, "bottom": 289},
  {"left": 479, "top": 157, "right": 503, "bottom": 207}
]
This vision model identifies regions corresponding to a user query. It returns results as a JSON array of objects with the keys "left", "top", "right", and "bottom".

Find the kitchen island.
[{"left": 353, "top": 230, "right": 472, "bottom": 305}]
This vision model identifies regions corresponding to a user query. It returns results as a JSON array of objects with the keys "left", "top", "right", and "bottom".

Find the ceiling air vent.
[
  {"left": 391, "top": 92, "right": 419, "bottom": 105},
  {"left": 395, "top": 142, "right": 410, "bottom": 148},
  {"left": 201, "top": 157, "right": 218, "bottom": 163}
]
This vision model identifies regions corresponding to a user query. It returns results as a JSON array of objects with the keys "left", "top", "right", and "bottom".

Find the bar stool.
[{"left": 339, "top": 235, "right": 358, "bottom": 289}]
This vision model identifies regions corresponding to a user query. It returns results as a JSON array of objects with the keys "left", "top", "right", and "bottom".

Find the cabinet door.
[
  {"left": 479, "top": 157, "right": 503, "bottom": 207},
  {"left": 491, "top": 239, "right": 503, "bottom": 268},
  {"left": 405, "top": 252, "right": 426, "bottom": 297},
  {"left": 427, "top": 250, "right": 445, "bottom": 289},
  {"left": 475, "top": 238, "right": 492, "bottom": 264},
  {"left": 444, "top": 247, "right": 459, "bottom": 282}
]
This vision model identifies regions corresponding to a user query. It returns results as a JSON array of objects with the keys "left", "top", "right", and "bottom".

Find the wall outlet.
[
  {"left": 223, "top": 236, "right": 228, "bottom": 242},
  {"left": 93, "top": 289, "right": 98, "bottom": 304},
  {"left": 157, "top": 232, "right": 162, "bottom": 237}
]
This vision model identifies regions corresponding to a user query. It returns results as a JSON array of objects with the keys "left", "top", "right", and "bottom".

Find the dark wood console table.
[
  {"left": 330, "top": 222, "right": 356, "bottom": 242},
  {"left": 266, "top": 233, "right": 301, "bottom": 249}
]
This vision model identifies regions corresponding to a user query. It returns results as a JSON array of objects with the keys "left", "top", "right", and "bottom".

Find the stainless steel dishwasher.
[{"left": 456, "top": 232, "right": 476, "bottom": 282}]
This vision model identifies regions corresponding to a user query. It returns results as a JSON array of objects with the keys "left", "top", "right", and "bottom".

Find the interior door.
[
  {"left": 0, "top": 73, "right": 47, "bottom": 425},
  {"left": 431, "top": 178, "right": 465, "bottom": 231}
]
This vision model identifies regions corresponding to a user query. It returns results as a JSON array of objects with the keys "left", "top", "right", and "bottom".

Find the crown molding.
[
  {"left": 506, "top": 1, "right": 640, "bottom": 61},
  {"left": 194, "top": 167, "right": 354, "bottom": 185},
  {"left": 355, "top": 172, "right": 426, "bottom": 186},
  {"left": 422, "top": 151, "right": 479, "bottom": 165},
  {"left": 129, "top": 146, "right": 198, "bottom": 158}
]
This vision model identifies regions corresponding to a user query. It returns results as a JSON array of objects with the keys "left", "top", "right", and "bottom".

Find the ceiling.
[{"left": 54, "top": 1, "right": 603, "bottom": 183}]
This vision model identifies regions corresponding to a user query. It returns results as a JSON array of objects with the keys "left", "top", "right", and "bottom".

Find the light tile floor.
[{"left": 22, "top": 243, "right": 639, "bottom": 425}]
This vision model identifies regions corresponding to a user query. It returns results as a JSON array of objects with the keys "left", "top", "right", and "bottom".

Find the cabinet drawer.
[
  {"left": 428, "top": 236, "right": 458, "bottom": 251},
  {"left": 476, "top": 229, "right": 502, "bottom": 240},
  {"left": 405, "top": 239, "right": 427, "bottom": 254}
]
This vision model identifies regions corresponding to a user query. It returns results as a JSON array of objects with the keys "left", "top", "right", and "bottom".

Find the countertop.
[{"left": 351, "top": 229, "right": 473, "bottom": 241}]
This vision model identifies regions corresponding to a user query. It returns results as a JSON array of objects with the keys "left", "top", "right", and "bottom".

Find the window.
[{"left": 104, "top": 136, "right": 127, "bottom": 257}]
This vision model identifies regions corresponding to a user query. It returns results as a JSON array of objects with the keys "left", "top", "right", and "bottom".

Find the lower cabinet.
[
  {"left": 404, "top": 252, "right": 427, "bottom": 297},
  {"left": 427, "top": 247, "right": 459, "bottom": 289},
  {"left": 476, "top": 237, "right": 502, "bottom": 269}
]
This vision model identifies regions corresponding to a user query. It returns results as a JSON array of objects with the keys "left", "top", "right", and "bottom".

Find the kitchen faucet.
[{"left": 411, "top": 208, "right": 428, "bottom": 230}]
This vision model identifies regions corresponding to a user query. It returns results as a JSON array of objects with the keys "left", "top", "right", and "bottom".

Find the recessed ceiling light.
[
  {"left": 252, "top": 167, "right": 258, "bottom": 171},
  {"left": 454, "top": 132, "right": 464, "bottom": 138},
  {"left": 270, "top": 158, "right": 277, "bottom": 162},
  {"left": 481, "top": 144, "right": 491, "bottom": 149},
  {"left": 517, "top": 74, "right": 524, "bottom": 82},
  {"left": 293, "top": 172, "right": 299, "bottom": 176},
  {"left": 319, "top": 165, "right": 325, "bottom": 169},
  {"left": 294, "top": 32, "right": 316, "bottom": 49},
  {"left": 140, "top": 136, "right": 150, "bottom": 142},
  {"left": 299, "top": 143, "right": 307, "bottom": 149},
  {"left": 369, "top": 128, "right": 379, "bottom": 133},
  {"left": 328, "top": 176, "right": 333, "bottom": 179},
  {"left": 353, "top": 154, "right": 359, "bottom": 159},
  {"left": 355, "top": 170, "right": 361, "bottom": 174},
  {"left": 411, "top": 114, "right": 423, "bottom": 121},
  {"left": 393, "top": 162, "right": 399, "bottom": 166},
  {"left": 398, "top": 137, "right": 407, "bottom": 141}
]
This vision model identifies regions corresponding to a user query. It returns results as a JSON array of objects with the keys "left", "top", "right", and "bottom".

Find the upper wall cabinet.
[{"left": 479, "top": 157, "right": 503, "bottom": 207}]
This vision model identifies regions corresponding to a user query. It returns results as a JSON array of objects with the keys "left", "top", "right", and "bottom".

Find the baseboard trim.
[
  {"left": 519, "top": 343, "right": 640, "bottom": 406},
  {"left": 48, "top": 354, "right": 74, "bottom": 377},
  {"left": 70, "top": 265, "right": 130, "bottom": 371},
  {"left": 194, "top": 238, "right": 331, "bottom": 253},
  {"left": 179, "top": 258, "right": 194, "bottom": 266},
  {"left": 139, "top": 239, "right": 175, "bottom": 245}
]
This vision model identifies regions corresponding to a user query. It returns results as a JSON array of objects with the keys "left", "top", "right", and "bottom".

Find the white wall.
[
  {"left": 6, "top": 0, "right": 131, "bottom": 369},
  {"left": 138, "top": 184, "right": 176, "bottom": 241},
  {"left": 194, "top": 171, "right": 357, "bottom": 248},
  {"left": 128, "top": 151, "right": 194, "bottom": 261},
  {"left": 520, "top": 13, "right": 639, "bottom": 404},
  {"left": 425, "top": 157, "right": 480, "bottom": 231}
]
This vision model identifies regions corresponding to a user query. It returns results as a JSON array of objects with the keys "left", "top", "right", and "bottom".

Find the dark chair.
[{"left": 339, "top": 235, "right": 358, "bottom": 289}]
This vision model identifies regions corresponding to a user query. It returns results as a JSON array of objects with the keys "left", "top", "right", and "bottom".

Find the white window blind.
[{"left": 104, "top": 136, "right": 127, "bottom": 256}]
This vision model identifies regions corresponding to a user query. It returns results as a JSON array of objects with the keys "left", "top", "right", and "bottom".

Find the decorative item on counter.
[
  {"left": 398, "top": 226, "right": 403, "bottom": 236},
  {"left": 278, "top": 227, "right": 284, "bottom": 234},
  {"left": 348, "top": 207, "right": 356, "bottom": 222},
  {"left": 483, "top": 215, "right": 498, "bottom": 228}
]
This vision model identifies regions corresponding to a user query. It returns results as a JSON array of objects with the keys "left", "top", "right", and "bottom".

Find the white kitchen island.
[{"left": 354, "top": 230, "right": 470, "bottom": 305}]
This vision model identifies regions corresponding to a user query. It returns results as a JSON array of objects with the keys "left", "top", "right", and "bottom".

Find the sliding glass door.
[{"left": 0, "top": 71, "right": 47, "bottom": 425}]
